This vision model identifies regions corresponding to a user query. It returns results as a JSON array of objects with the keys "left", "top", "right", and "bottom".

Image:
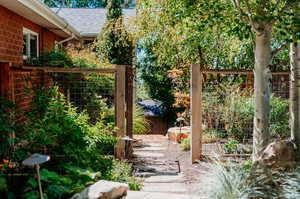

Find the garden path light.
[{"left": 22, "top": 153, "right": 50, "bottom": 199}]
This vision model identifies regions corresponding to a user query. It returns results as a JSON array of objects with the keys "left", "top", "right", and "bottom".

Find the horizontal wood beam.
[
  {"left": 201, "top": 69, "right": 289, "bottom": 75},
  {"left": 12, "top": 66, "right": 117, "bottom": 74}
]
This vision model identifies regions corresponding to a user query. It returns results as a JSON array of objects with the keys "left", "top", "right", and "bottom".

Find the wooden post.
[
  {"left": 125, "top": 66, "right": 134, "bottom": 158},
  {"left": 115, "top": 65, "right": 126, "bottom": 160},
  {"left": 191, "top": 64, "right": 202, "bottom": 163}
]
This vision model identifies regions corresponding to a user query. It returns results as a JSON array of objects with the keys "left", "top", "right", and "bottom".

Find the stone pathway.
[{"left": 126, "top": 135, "right": 199, "bottom": 199}]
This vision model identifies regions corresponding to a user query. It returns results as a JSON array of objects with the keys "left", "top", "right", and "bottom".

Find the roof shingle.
[{"left": 51, "top": 8, "right": 136, "bottom": 37}]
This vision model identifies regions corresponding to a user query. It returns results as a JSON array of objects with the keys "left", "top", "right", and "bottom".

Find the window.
[{"left": 23, "top": 28, "right": 39, "bottom": 60}]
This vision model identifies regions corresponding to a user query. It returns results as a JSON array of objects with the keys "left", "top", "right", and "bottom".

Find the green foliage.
[
  {"left": 0, "top": 97, "right": 17, "bottom": 160},
  {"left": 133, "top": 108, "right": 150, "bottom": 134},
  {"left": 106, "top": 0, "right": 122, "bottom": 20},
  {"left": 0, "top": 85, "right": 135, "bottom": 198},
  {"left": 85, "top": 94, "right": 115, "bottom": 125},
  {"left": 270, "top": 96, "right": 290, "bottom": 138},
  {"left": 28, "top": 48, "right": 115, "bottom": 69},
  {"left": 9, "top": 85, "right": 142, "bottom": 198},
  {"left": 203, "top": 162, "right": 258, "bottom": 199},
  {"left": 180, "top": 137, "right": 190, "bottom": 151},
  {"left": 28, "top": 50, "right": 73, "bottom": 68},
  {"left": 203, "top": 82, "right": 290, "bottom": 141},
  {"left": 134, "top": 0, "right": 254, "bottom": 70},
  {"left": 0, "top": 177, "right": 7, "bottom": 192},
  {"left": 203, "top": 129, "right": 225, "bottom": 143},
  {"left": 96, "top": 0, "right": 134, "bottom": 65},
  {"left": 24, "top": 166, "right": 101, "bottom": 199},
  {"left": 104, "top": 161, "right": 143, "bottom": 191},
  {"left": 18, "top": 86, "right": 116, "bottom": 169},
  {"left": 223, "top": 139, "right": 240, "bottom": 154},
  {"left": 203, "top": 163, "right": 300, "bottom": 199},
  {"left": 137, "top": 38, "right": 179, "bottom": 124}
]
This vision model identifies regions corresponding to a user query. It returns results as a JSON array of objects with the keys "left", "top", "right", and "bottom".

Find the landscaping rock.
[
  {"left": 71, "top": 180, "right": 128, "bottom": 199},
  {"left": 256, "top": 140, "right": 296, "bottom": 168}
]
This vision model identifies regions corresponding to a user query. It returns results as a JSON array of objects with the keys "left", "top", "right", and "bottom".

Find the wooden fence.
[{"left": 0, "top": 62, "right": 133, "bottom": 160}]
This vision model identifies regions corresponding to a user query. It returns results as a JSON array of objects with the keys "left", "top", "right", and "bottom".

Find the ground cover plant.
[{"left": 201, "top": 160, "right": 300, "bottom": 199}]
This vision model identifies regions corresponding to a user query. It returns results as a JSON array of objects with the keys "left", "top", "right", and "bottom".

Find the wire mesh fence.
[
  {"left": 195, "top": 71, "right": 290, "bottom": 158},
  {"left": 12, "top": 69, "right": 116, "bottom": 126},
  {"left": 201, "top": 72, "right": 290, "bottom": 147}
]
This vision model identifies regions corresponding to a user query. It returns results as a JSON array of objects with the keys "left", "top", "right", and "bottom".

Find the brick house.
[
  {"left": 0, "top": 0, "right": 80, "bottom": 66},
  {"left": 0, "top": 0, "right": 80, "bottom": 112},
  {"left": 0, "top": 0, "right": 135, "bottom": 110}
]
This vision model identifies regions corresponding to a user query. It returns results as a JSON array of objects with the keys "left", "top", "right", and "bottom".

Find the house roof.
[
  {"left": 0, "top": 0, "right": 80, "bottom": 38},
  {"left": 51, "top": 8, "right": 136, "bottom": 38}
]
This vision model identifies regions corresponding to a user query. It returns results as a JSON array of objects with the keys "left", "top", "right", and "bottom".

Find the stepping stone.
[
  {"left": 146, "top": 143, "right": 164, "bottom": 147},
  {"left": 133, "top": 152, "right": 164, "bottom": 158},
  {"left": 126, "top": 191, "right": 192, "bottom": 199},
  {"left": 134, "top": 172, "right": 157, "bottom": 178},
  {"left": 144, "top": 174, "right": 185, "bottom": 183},
  {"left": 134, "top": 166, "right": 157, "bottom": 172},
  {"left": 134, "top": 147, "right": 166, "bottom": 151},
  {"left": 142, "top": 183, "right": 187, "bottom": 194}
]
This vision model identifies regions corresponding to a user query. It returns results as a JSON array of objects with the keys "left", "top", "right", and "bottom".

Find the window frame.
[{"left": 23, "top": 27, "right": 39, "bottom": 60}]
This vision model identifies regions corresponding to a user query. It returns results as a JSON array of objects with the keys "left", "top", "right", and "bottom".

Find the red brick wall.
[
  {"left": 12, "top": 69, "right": 53, "bottom": 114},
  {"left": 0, "top": 5, "right": 64, "bottom": 117},
  {"left": 0, "top": 5, "right": 63, "bottom": 66}
]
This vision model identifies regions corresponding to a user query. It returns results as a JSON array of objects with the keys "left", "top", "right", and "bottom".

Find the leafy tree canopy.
[
  {"left": 95, "top": 0, "right": 134, "bottom": 65},
  {"left": 133, "top": 0, "right": 255, "bottom": 70}
]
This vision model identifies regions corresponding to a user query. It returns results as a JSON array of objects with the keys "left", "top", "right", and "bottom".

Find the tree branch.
[
  {"left": 244, "top": 0, "right": 256, "bottom": 30},
  {"left": 232, "top": 0, "right": 249, "bottom": 21},
  {"left": 232, "top": 0, "right": 259, "bottom": 33}
]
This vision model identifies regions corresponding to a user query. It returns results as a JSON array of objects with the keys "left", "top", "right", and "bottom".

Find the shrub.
[
  {"left": 8, "top": 86, "right": 120, "bottom": 198},
  {"left": 95, "top": 0, "right": 134, "bottom": 65},
  {"left": 104, "top": 161, "right": 143, "bottom": 191},
  {"left": 133, "top": 108, "right": 150, "bottom": 134},
  {"left": 24, "top": 166, "right": 101, "bottom": 199},
  {"left": 27, "top": 49, "right": 73, "bottom": 68},
  {"left": 203, "top": 82, "right": 290, "bottom": 141},
  {"left": 200, "top": 161, "right": 271, "bottom": 199},
  {"left": 0, "top": 97, "right": 17, "bottom": 160},
  {"left": 201, "top": 162, "right": 253, "bottom": 199},
  {"left": 200, "top": 161, "right": 300, "bottom": 199},
  {"left": 203, "top": 129, "right": 223, "bottom": 143},
  {"left": 18, "top": 86, "right": 116, "bottom": 169},
  {"left": 270, "top": 97, "right": 289, "bottom": 138}
]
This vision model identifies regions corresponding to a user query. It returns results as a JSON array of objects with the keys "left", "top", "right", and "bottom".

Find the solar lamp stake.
[{"left": 36, "top": 164, "right": 43, "bottom": 199}]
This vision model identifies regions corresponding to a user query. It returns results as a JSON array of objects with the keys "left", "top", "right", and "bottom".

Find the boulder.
[
  {"left": 71, "top": 180, "right": 128, "bottom": 199},
  {"left": 256, "top": 140, "right": 296, "bottom": 168}
]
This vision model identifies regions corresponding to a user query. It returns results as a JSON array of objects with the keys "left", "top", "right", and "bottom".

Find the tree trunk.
[
  {"left": 253, "top": 25, "right": 272, "bottom": 161},
  {"left": 290, "top": 41, "right": 300, "bottom": 149}
]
